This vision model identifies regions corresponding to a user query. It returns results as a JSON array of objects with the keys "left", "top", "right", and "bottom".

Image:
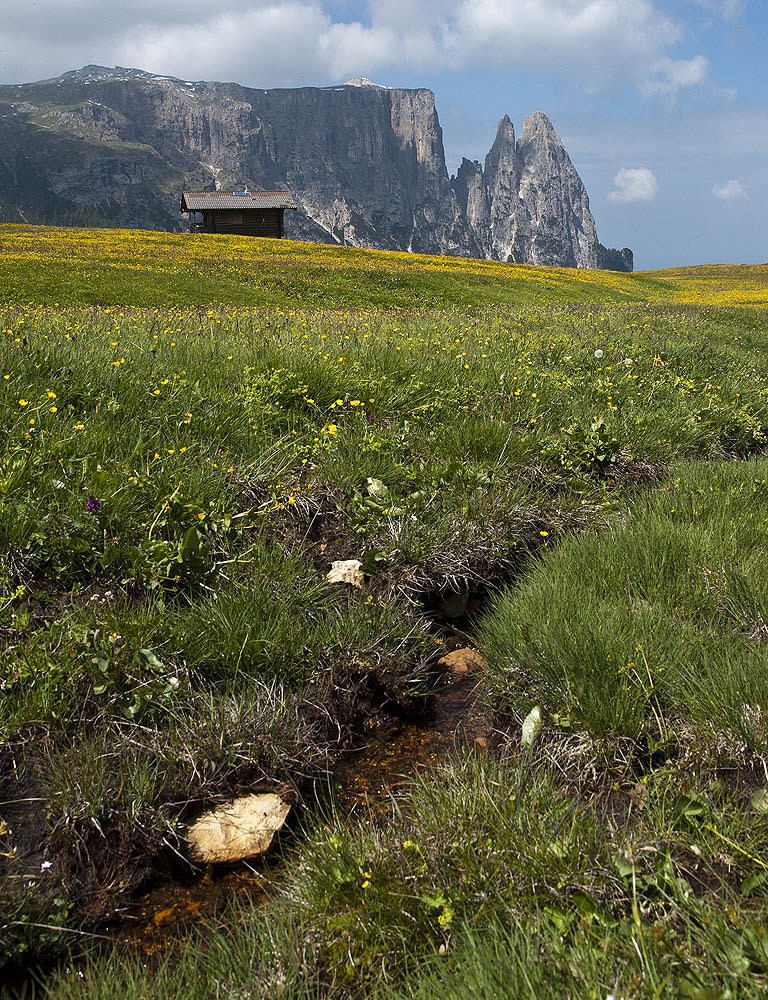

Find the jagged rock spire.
[
  {"left": 452, "top": 158, "right": 491, "bottom": 258},
  {"left": 455, "top": 110, "right": 601, "bottom": 268}
]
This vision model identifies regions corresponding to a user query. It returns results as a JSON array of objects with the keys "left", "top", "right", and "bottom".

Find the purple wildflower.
[{"left": 86, "top": 495, "right": 100, "bottom": 514}]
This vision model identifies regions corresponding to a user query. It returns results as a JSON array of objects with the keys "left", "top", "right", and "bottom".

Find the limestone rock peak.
[
  {"left": 344, "top": 77, "right": 390, "bottom": 89},
  {"left": 455, "top": 109, "right": 605, "bottom": 268}
]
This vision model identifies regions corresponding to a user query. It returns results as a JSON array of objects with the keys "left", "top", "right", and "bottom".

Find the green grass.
[
  {"left": 41, "top": 751, "right": 768, "bottom": 998},
  {"left": 480, "top": 459, "right": 768, "bottom": 750},
  {"left": 2, "top": 225, "right": 768, "bottom": 996},
  {"left": 6, "top": 223, "right": 768, "bottom": 309}
]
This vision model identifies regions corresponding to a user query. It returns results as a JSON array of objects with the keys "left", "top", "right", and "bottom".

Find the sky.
[{"left": 0, "top": 0, "right": 766, "bottom": 269}]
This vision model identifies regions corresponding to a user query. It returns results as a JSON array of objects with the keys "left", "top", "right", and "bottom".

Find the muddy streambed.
[{"left": 105, "top": 637, "right": 491, "bottom": 959}]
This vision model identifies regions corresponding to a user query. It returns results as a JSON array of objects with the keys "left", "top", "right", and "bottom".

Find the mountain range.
[{"left": 0, "top": 66, "right": 632, "bottom": 271}]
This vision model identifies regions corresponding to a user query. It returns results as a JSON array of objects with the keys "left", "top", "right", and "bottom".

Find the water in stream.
[{"left": 110, "top": 640, "right": 490, "bottom": 958}]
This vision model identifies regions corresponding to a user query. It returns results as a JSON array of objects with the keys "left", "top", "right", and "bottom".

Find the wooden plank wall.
[{"left": 203, "top": 209, "right": 283, "bottom": 237}]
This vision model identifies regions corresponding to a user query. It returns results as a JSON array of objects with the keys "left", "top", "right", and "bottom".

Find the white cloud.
[
  {"left": 640, "top": 54, "right": 709, "bottom": 96},
  {"left": 720, "top": 0, "right": 746, "bottom": 20},
  {"left": 608, "top": 167, "right": 659, "bottom": 203},
  {"left": 440, "top": 0, "right": 709, "bottom": 94},
  {"left": 712, "top": 179, "right": 747, "bottom": 200},
  {"left": 0, "top": 0, "right": 711, "bottom": 99},
  {"left": 119, "top": 5, "right": 335, "bottom": 86}
]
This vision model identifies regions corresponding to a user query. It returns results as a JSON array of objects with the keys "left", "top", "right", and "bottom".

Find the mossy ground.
[{"left": 2, "top": 226, "right": 768, "bottom": 997}]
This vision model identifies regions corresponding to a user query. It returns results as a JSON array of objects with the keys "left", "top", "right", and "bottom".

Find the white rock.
[
  {"left": 326, "top": 559, "right": 364, "bottom": 588},
  {"left": 186, "top": 793, "right": 291, "bottom": 863}
]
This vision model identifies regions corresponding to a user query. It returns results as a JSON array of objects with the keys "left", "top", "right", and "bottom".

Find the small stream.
[
  {"left": 333, "top": 665, "right": 489, "bottom": 812},
  {"left": 107, "top": 638, "right": 491, "bottom": 958}
]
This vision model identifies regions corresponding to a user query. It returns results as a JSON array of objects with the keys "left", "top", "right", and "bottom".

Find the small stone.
[
  {"left": 186, "top": 793, "right": 291, "bottom": 864},
  {"left": 438, "top": 648, "right": 488, "bottom": 682},
  {"left": 326, "top": 559, "right": 364, "bottom": 588}
]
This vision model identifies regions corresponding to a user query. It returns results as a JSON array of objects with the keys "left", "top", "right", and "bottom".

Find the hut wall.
[{"left": 202, "top": 209, "right": 283, "bottom": 237}]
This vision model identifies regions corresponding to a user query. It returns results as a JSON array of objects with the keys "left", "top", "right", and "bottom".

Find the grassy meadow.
[
  {"left": 3, "top": 222, "right": 768, "bottom": 308},
  {"left": 2, "top": 223, "right": 768, "bottom": 997}
]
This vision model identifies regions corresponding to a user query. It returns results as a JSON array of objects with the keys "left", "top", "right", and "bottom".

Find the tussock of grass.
[
  {"left": 480, "top": 458, "right": 768, "bottom": 754},
  {"left": 387, "top": 910, "right": 768, "bottom": 999}
]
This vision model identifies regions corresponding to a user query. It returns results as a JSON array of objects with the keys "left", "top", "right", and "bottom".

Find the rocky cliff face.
[{"left": 0, "top": 66, "right": 631, "bottom": 270}]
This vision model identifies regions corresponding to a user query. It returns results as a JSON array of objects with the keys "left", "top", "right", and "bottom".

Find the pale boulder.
[
  {"left": 186, "top": 793, "right": 291, "bottom": 864},
  {"left": 438, "top": 647, "right": 488, "bottom": 683}
]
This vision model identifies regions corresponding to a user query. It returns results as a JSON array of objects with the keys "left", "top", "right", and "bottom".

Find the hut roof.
[{"left": 181, "top": 191, "right": 297, "bottom": 211}]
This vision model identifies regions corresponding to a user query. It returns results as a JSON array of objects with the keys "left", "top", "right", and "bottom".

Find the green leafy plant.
[
  {"left": 562, "top": 416, "right": 622, "bottom": 472},
  {"left": 89, "top": 646, "right": 185, "bottom": 720}
]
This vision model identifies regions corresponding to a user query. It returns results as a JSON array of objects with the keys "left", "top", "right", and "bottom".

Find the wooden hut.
[{"left": 180, "top": 190, "right": 297, "bottom": 237}]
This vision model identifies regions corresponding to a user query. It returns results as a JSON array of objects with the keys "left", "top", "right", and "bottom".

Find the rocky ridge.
[{"left": 0, "top": 66, "right": 632, "bottom": 269}]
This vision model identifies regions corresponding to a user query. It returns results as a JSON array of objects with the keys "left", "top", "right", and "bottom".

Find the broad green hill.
[{"left": 2, "top": 223, "right": 767, "bottom": 307}]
